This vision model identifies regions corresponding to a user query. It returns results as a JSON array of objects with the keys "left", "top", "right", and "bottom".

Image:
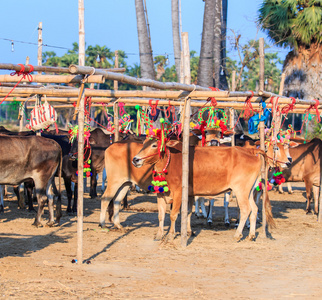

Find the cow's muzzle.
[
  {"left": 69, "top": 153, "right": 77, "bottom": 161},
  {"left": 132, "top": 156, "right": 143, "bottom": 168}
]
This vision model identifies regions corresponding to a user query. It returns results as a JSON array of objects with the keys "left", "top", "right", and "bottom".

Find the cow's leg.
[
  {"left": 73, "top": 183, "right": 78, "bottom": 213},
  {"left": 156, "top": 194, "right": 167, "bottom": 241},
  {"left": 312, "top": 185, "right": 319, "bottom": 215},
  {"left": 51, "top": 178, "right": 62, "bottom": 224},
  {"left": 64, "top": 176, "right": 73, "bottom": 213},
  {"left": 278, "top": 183, "right": 284, "bottom": 194},
  {"left": 234, "top": 192, "right": 251, "bottom": 241},
  {"left": 25, "top": 182, "right": 35, "bottom": 211},
  {"left": 15, "top": 183, "right": 25, "bottom": 209},
  {"left": 101, "top": 168, "right": 107, "bottom": 192},
  {"left": 247, "top": 190, "right": 258, "bottom": 240},
  {"left": 207, "top": 199, "right": 215, "bottom": 226},
  {"left": 287, "top": 182, "right": 293, "bottom": 194},
  {"left": 112, "top": 186, "right": 130, "bottom": 229},
  {"left": 33, "top": 189, "right": 47, "bottom": 227},
  {"left": 168, "top": 195, "right": 181, "bottom": 240},
  {"left": 224, "top": 192, "right": 230, "bottom": 227},
  {"left": 187, "top": 196, "right": 194, "bottom": 236},
  {"left": 305, "top": 181, "right": 313, "bottom": 214},
  {"left": 90, "top": 169, "right": 98, "bottom": 198},
  {"left": 195, "top": 197, "right": 207, "bottom": 218},
  {"left": 46, "top": 179, "right": 55, "bottom": 227},
  {"left": 0, "top": 185, "right": 4, "bottom": 213}
]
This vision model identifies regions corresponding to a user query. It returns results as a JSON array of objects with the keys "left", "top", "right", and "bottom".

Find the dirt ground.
[{"left": 0, "top": 180, "right": 322, "bottom": 299}]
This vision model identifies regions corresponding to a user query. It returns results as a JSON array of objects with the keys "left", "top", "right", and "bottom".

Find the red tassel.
[{"left": 54, "top": 122, "right": 59, "bottom": 134}]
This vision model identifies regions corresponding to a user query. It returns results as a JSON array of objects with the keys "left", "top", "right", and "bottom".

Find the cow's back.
[
  {"left": 0, "top": 135, "right": 61, "bottom": 185},
  {"left": 285, "top": 138, "right": 321, "bottom": 183},
  {"left": 104, "top": 141, "right": 153, "bottom": 189}
]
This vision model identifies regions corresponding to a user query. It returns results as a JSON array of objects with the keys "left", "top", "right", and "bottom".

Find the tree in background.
[
  {"left": 198, "top": 0, "right": 216, "bottom": 87},
  {"left": 258, "top": 0, "right": 322, "bottom": 100},
  {"left": 171, "top": 0, "right": 182, "bottom": 81},
  {"left": 135, "top": 0, "right": 155, "bottom": 80}
]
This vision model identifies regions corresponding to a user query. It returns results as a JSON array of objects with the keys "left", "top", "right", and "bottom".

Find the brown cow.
[
  {"left": 100, "top": 140, "right": 154, "bottom": 229},
  {"left": 132, "top": 139, "right": 292, "bottom": 241},
  {"left": 278, "top": 138, "right": 321, "bottom": 214}
]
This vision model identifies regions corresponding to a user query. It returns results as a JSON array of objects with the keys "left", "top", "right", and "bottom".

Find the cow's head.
[
  {"left": 256, "top": 140, "right": 295, "bottom": 169},
  {"left": 132, "top": 139, "right": 180, "bottom": 168},
  {"left": 68, "top": 125, "right": 92, "bottom": 161}
]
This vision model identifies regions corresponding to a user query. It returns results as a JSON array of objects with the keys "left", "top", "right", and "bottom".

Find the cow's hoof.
[
  {"left": 234, "top": 232, "right": 242, "bottom": 241},
  {"left": 224, "top": 221, "right": 230, "bottom": 228},
  {"left": 187, "top": 231, "right": 195, "bottom": 237},
  {"left": 306, "top": 210, "right": 312, "bottom": 215},
  {"left": 207, "top": 221, "right": 213, "bottom": 227},
  {"left": 288, "top": 191, "right": 293, "bottom": 194},
  {"left": 0, "top": 205, "right": 4, "bottom": 213},
  {"left": 278, "top": 191, "right": 284, "bottom": 194},
  {"left": 247, "top": 234, "right": 255, "bottom": 241},
  {"left": 32, "top": 221, "right": 43, "bottom": 228},
  {"left": 46, "top": 221, "right": 55, "bottom": 227},
  {"left": 98, "top": 223, "right": 105, "bottom": 228},
  {"left": 154, "top": 233, "right": 163, "bottom": 241}
]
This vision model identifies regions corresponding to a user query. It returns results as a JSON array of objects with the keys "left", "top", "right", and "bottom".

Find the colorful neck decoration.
[
  {"left": 256, "top": 167, "right": 285, "bottom": 191},
  {"left": 148, "top": 170, "right": 170, "bottom": 193}
]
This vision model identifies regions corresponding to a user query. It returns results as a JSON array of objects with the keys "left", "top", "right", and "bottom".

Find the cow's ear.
[
  {"left": 289, "top": 141, "right": 299, "bottom": 148},
  {"left": 166, "top": 140, "right": 180, "bottom": 148},
  {"left": 89, "top": 138, "right": 96, "bottom": 145}
]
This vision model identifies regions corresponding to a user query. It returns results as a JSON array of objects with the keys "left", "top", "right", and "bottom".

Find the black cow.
[{"left": 0, "top": 135, "right": 62, "bottom": 226}]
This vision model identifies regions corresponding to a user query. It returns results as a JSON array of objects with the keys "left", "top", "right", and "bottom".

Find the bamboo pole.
[
  {"left": 181, "top": 32, "right": 191, "bottom": 248},
  {"left": 114, "top": 102, "right": 119, "bottom": 142},
  {"left": 69, "top": 64, "right": 209, "bottom": 92},
  {"left": 77, "top": 0, "right": 85, "bottom": 265},
  {"left": 279, "top": 73, "right": 285, "bottom": 96},
  {"left": 38, "top": 22, "right": 42, "bottom": 75},
  {"left": 0, "top": 63, "right": 125, "bottom": 74},
  {"left": 259, "top": 38, "right": 267, "bottom": 237},
  {"left": 114, "top": 51, "right": 119, "bottom": 91},
  {"left": 0, "top": 74, "right": 105, "bottom": 84},
  {"left": 230, "top": 70, "right": 236, "bottom": 146}
]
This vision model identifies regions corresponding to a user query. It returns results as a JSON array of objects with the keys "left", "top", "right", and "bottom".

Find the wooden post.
[
  {"left": 114, "top": 102, "right": 119, "bottom": 142},
  {"left": 259, "top": 37, "right": 267, "bottom": 237},
  {"left": 35, "top": 24, "right": 43, "bottom": 137},
  {"left": 20, "top": 56, "right": 29, "bottom": 132},
  {"left": 37, "top": 22, "right": 42, "bottom": 75},
  {"left": 78, "top": 0, "right": 85, "bottom": 67},
  {"left": 114, "top": 51, "right": 119, "bottom": 91},
  {"left": 77, "top": 81, "right": 85, "bottom": 264},
  {"left": 230, "top": 70, "right": 236, "bottom": 146},
  {"left": 77, "top": 0, "right": 85, "bottom": 265},
  {"left": 279, "top": 73, "right": 285, "bottom": 96},
  {"left": 181, "top": 32, "right": 191, "bottom": 247}
]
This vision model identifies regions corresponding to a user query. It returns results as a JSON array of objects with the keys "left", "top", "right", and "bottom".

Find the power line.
[{"left": 0, "top": 37, "right": 70, "bottom": 50}]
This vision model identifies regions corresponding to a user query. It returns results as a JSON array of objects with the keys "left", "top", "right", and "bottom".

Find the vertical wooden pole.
[
  {"left": 114, "top": 102, "right": 119, "bottom": 142},
  {"left": 36, "top": 24, "right": 43, "bottom": 137},
  {"left": 77, "top": 0, "right": 85, "bottom": 264},
  {"left": 259, "top": 37, "right": 267, "bottom": 237},
  {"left": 37, "top": 22, "right": 42, "bottom": 75},
  {"left": 279, "top": 73, "right": 285, "bottom": 96},
  {"left": 230, "top": 70, "right": 236, "bottom": 146},
  {"left": 179, "top": 51, "right": 184, "bottom": 84},
  {"left": 114, "top": 51, "right": 119, "bottom": 91},
  {"left": 78, "top": 0, "right": 85, "bottom": 67},
  {"left": 77, "top": 81, "right": 85, "bottom": 264},
  {"left": 181, "top": 32, "right": 191, "bottom": 247},
  {"left": 20, "top": 56, "right": 30, "bottom": 132}
]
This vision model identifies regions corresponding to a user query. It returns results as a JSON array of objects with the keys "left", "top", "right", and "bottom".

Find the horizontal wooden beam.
[
  {"left": 69, "top": 64, "right": 211, "bottom": 92},
  {"left": 0, "top": 63, "right": 125, "bottom": 74},
  {"left": 0, "top": 74, "right": 105, "bottom": 84}
]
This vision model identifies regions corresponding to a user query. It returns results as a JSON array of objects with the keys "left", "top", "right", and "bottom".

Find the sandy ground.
[{"left": 0, "top": 181, "right": 322, "bottom": 299}]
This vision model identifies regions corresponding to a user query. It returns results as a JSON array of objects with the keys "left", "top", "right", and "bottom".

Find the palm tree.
[
  {"left": 220, "top": 0, "right": 228, "bottom": 89},
  {"left": 86, "top": 45, "right": 113, "bottom": 69},
  {"left": 213, "top": 0, "right": 221, "bottom": 88},
  {"left": 135, "top": 0, "right": 155, "bottom": 80},
  {"left": 258, "top": 1, "right": 322, "bottom": 99},
  {"left": 171, "top": 0, "right": 181, "bottom": 81},
  {"left": 197, "top": 0, "right": 216, "bottom": 87},
  {"left": 154, "top": 55, "right": 167, "bottom": 79}
]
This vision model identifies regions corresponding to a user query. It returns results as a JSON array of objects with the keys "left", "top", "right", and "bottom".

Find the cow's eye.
[{"left": 151, "top": 144, "right": 157, "bottom": 148}]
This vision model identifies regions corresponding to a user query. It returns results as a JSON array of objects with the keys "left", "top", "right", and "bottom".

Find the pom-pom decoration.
[{"left": 150, "top": 172, "right": 170, "bottom": 194}]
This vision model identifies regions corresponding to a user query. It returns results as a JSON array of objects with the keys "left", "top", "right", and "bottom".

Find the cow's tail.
[
  {"left": 264, "top": 188, "right": 276, "bottom": 229},
  {"left": 56, "top": 149, "right": 63, "bottom": 223}
]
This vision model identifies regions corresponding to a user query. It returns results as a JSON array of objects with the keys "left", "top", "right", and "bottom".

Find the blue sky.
[{"left": 0, "top": 0, "right": 289, "bottom": 68}]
